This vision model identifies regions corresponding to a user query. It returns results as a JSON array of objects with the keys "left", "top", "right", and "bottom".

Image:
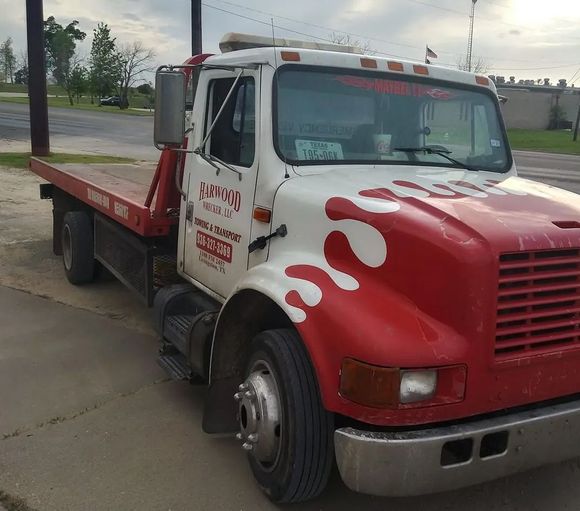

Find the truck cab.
[{"left": 33, "top": 32, "right": 580, "bottom": 503}]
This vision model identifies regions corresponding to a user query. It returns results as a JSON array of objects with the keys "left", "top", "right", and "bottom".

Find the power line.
[
  {"left": 211, "top": 0, "right": 435, "bottom": 54},
  {"left": 490, "top": 63, "right": 580, "bottom": 71},
  {"left": 209, "top": 0, "right": 578, "bottom": 65},
  {"left": 204, "top": 2, "right": 580, "bottom": 73},
  {"left": 202, "top": 3, "right": 421, "bottom": 61},
  {"left": 400, "top": 0, "right": 525, "bottom": 30}
]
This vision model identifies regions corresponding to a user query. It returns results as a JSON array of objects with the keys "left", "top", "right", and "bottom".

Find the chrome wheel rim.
[{"left": 235, "top": 359, "right": 282, "bottom": 471}]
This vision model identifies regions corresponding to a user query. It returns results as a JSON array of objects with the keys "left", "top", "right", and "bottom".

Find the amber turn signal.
[
  {"left": 340, "top": 359, "right": 467, "bottom": 409},
  {"left": 340, "top": 358, "right": 400, "bottom": 408},
  {"left": 253, "top": 207, "right": 272, "bottom": 224}
]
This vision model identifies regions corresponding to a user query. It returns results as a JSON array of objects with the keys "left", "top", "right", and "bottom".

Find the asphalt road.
[
  {"left": 0, "top": 101, "right": 158, "bottom": 160},
  {"left": 1, "top": 102, "right": 580, "bottom": 188}
]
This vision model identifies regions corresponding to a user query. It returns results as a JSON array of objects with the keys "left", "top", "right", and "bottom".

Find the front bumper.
[{"left": 335, "top": 398, "right": 580, "bottom": 496}]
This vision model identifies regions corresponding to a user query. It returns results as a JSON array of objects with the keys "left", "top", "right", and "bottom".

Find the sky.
[{"left": 1, "top": 0, "right": 580, "bottom": 84}]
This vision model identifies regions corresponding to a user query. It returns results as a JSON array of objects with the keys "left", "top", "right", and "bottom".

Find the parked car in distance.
[{"left": 99, "top": 96, "right": 122, "bottom": 107}]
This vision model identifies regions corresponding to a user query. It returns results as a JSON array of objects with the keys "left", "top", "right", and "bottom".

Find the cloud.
[
  {"left": 122, "top": 13, "right": 141, "bottom": 22},
  {"left": 1, "top": 0, "right": 580, "bottom": 82}
]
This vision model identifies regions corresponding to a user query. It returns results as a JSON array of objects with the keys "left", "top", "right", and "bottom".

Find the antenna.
[
  {"left": 466, "top": 0, "right": 478, "bottom": 72},
  {"left": 271, "top": 18, "right": 290, "bottom": 179}
]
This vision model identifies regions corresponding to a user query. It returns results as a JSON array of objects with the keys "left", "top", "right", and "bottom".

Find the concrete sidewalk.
[{"left": 4, "top": 289, "right": 580, "bottom": 510}]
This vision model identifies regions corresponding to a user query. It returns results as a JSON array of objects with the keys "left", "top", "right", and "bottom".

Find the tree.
[
  {"left": 14, "top": 66, "right": 28, "bottom": 85},
  {"left": 117, "top": 42, "right": 155, "bottom": 109},
  {"left": 0, "top": 37, "right": 17, "bottom": 83},
  {"left": 43, "top": 16, "right": 86, "bottom": 86},
  {"left": 329, "top": 32, "right": 374, "bottom": 55},
  {"left": 136, "top": 83, "right": 153, "bottom": 95},
  {"left": 89, "top": 23, "right": 121, "bottom": 101},
  {"left": 457, "top": 56, "right": 489, "bottom": 74},
  {"left": 69, "top": 64, "right": 88, "bottom": 103},
  {"left": 14, "top": 52, "right": 28, "bottom": 85},
  {"left": 60, "top": 54, "right": 86, "bottom": 105}
]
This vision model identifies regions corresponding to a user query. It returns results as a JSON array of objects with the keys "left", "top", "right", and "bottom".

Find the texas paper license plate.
[{"left": 295, "top": 139, "right": 344, "bottom": 161}]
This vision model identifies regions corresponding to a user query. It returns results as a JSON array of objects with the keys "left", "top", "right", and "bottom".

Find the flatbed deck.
[{"left": 30, "top": 157, "right": 180, "bottom": 237}]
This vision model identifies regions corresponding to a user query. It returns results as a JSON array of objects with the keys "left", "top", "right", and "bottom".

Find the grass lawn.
[
  {"left": 0, "top": 152, "right": 135, "bottom": 169},
  {"left": 507, "top": 128, "right": 580, "bottom": 155},
  {"left": 0, "top": 93, "right": 153, "bottom": 116},
  {"left": 0, "top": 83, "right": 67, "bottom": 95}
]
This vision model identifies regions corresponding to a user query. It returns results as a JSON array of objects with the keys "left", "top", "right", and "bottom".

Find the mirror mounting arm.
[{"left": 194, "top": 149, "right": 243, "bottom": 181}]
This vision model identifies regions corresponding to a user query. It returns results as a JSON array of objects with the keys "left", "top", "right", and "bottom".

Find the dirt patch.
[
  {"left": 0, "top": 490, "right": 37, "bottom": 511},
  {"left": 0, "top": 165, "right": 153, "bottom": 334}
]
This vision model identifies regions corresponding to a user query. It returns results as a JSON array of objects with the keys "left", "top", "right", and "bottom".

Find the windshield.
[{"left": 275, "top": 67, "right": 511, "bottom": 172}]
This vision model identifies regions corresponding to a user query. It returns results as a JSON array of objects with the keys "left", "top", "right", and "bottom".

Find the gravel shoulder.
[{"left": 0, "top": 164, "right": 153, "bottom": 334}]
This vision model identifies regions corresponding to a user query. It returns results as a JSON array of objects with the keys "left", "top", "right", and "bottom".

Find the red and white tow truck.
[{"left": 30, "top": 33, "right": 580, "bottom": 502}]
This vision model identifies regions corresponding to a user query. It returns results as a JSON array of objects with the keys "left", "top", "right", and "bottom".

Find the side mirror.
[{"left": 154, "top": 69, "right": 186, "bottom": 147}]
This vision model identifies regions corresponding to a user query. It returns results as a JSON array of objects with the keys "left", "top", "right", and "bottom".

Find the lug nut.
[
  {"left": 242, "top": 442, "right": 253, "bottom": 451},
  {"left": 247, "top": 433, "right": 258, "bottom": 443},
  {"left": 238, "top": 383, "right": 249, "bottom": 391},
  {"left": 244, "top": 390, "right": 255, "bottom": 399},
  {"left": 235, "top": 432, "right": 243, "bottom": 440},
  {"left": 234, "top": 392, "right": 243, "bottom": 401}
]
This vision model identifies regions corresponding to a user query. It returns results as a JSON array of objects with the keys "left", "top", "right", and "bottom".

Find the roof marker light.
[
  {"left": 388, "top": 61, "right": 404, "bottom": 72},
  {"left": 361, "top": 58, "right": 378, "bottom": 69},
  {"left": 413, "top": 64, "right": 429, "bottom": 75},
  {"left": 476, "top": 75, "right": 490, "bottom": 86},
  {"left": 281, "top": 51, "right": 300, "bottom": 62}
]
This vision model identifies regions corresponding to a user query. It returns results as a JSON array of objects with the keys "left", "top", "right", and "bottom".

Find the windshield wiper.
[{"left": 393, "top": 147, "right": 477, "bottom": 172}]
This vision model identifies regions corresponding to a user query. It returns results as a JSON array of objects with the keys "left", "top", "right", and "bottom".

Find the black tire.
[
  {"left": 61, "top": 211, "right": 96, "bottom": 285},
  {"left": 243, "top": 329, "right": 334, "bottom": 503}
]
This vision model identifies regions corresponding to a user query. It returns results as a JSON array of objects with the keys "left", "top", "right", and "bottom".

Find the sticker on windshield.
[
  {"left": 423, "top": 88, "right": 452, "bottom": 100},
  {"left": 295, "top": 140, "right": 344, "bottom": 161},
  {"left": 490, "top": 138, "right": 501, "bottom": 147}
]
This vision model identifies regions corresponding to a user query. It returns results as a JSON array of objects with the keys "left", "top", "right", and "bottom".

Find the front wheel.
[{"left": 235, "top": 329, "right": 334, "bottom": 503}]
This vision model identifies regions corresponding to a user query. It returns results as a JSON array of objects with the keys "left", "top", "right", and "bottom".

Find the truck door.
[{"left": 182, "top": 68, "right": 259, "bottom": 299}]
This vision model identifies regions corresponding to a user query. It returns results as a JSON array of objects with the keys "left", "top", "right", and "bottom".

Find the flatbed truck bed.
[
  {"left": 29, "top": 151, "right": 181, "bottom": 238},
  {"left": 29, "top": 152, "right": 184, "bottom": 305}
]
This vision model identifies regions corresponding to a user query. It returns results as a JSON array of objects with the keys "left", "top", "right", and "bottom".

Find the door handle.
[{"left": 186, "top": 202, "right": 194, "bottom": 222}]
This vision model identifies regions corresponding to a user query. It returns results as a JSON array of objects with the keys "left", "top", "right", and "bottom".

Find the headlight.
[
  {"left": 399, "top": 370, "right": 437, "bottom": 404},
  {"left": 340, "top": 359, "right": 466, "bottom": 409}
]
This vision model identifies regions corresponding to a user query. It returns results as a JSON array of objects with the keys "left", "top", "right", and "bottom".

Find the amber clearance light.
[{"left": 340, "top": 358, "right": 467, "bottom": 409}]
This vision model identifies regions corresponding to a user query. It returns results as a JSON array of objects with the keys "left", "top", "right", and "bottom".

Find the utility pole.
[
  {"left": 573, "top": 102, "right": 580, "bottom": 142},
  {"left": 25, "top": 0, "right": 50, "bottom": 156},
  {"left": 191, "top": 0, "right": 202, "bottom": 55},
  {"left": 466, "top": 0, "right": 478, "bottom": 73}
]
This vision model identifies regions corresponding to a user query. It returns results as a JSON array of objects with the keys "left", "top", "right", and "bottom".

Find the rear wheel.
[
  {"left": 61, "top": 211, "right": 96, "bottom": 285},
  {"left": 235, "top": 329, "right": 334, "bottom": 503}
]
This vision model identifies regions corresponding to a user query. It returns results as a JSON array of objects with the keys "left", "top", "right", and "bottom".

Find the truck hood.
[
  {"left": 269, "top": 165, "right": 580, "bottom": 336},
  {"left": 289, "top": 166, "right": 580, "bottom": 253},
  {"left": 263, "top": 166, "right": 580, "bottom": 425}
]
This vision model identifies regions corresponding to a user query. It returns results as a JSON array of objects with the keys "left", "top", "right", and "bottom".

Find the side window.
[{"left": 206, "top": 77, "right": 255, "bottom": 167}]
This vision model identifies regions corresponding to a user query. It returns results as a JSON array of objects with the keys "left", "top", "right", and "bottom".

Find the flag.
[{"left": 426, "top": 46, "right": 438, "bottom": 59}]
